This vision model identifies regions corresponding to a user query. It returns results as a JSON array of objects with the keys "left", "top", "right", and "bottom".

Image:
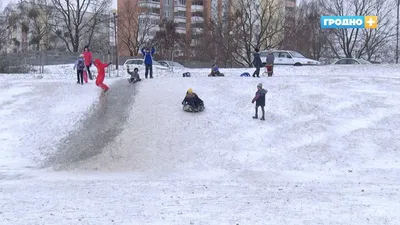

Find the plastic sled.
[
  {"left": 128, "top": 78, "right": 141, "bottom": 83},
  {"left": 83, "top": 70, "right": 88, "bottom": 83},
  {"left": 183, "top": 104, "right": 205, "bottom": 112},
  {"left": 183, "top": 72, "right": 191, "bottom": 77},
  {"left": 240, "top": 72, "right": 250, "bottom": 77},
  {"left": 208, "top": 73, "right": 224, "bottom": 77}
]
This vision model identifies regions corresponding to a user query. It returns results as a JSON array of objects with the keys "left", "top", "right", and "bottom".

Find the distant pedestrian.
[
  {"left": 73, "top": 54, "right": 85, "bottom": 85},
  {"left": 82, "top": 45, "right": 93, "bottom": 80},
  {"left": 265, "top": 50, "right": 275, "bottom": 76},
  {"left": 141, "top": 46, "right": 155, "bottom": 79},
  {"left": 252, "top": 47, "right": 262, "bottom": 78},
  {"left": 251, "top": 83, "right": 268, "bottom": 120}
]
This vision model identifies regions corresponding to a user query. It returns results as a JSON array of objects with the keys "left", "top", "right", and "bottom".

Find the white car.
[
  {"left": 260, "top": 50, "right": 320, "bottom": 66},
  {"left": 123, "top": 58, "right": 168, "bottom": 72},
  {"left": 158, "top": 60, "right": 185, "bottom": 69}
]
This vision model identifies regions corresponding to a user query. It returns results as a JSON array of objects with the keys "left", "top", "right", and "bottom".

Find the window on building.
[
  {"left": 177, "top": 22, "right": 186, "bottom": 28},
  {"left": 192, "top": 0, "right": 203, "bottom": 6},
  {"left": 192, "top": 12, "right": 203, "bottom": 17},
  {"left": 175, "top": 11, "right": 186, "bottom": 17},
  {"left": 149, "top": 8, "right": 160, "bottom": 14},
  {"left": 178, "top": 0, "right": 186, "bottom": 5},
  {"left": 165, "top": 0, "right": 170, "bottom": 5}
]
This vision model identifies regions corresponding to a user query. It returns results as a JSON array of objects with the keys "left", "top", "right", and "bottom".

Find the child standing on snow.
[
  {"left": 93, "top": 58, "right": 111, "bottom": 92},
  {"left": 251, "top": 83, "right": 268, "bottom": 120},
  {"left": 73, "top": 54, "right": 86, "bottom": 85}
]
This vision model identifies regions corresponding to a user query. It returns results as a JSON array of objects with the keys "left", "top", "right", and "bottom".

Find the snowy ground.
[{"left": 1, "top": 64, "right": 400, "bottom": 224}]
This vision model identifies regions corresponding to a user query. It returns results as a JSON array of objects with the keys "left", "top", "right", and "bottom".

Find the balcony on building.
[
  {"left": 191, "top": 23, "right": 203, "bottom": 34},
  {"left": 191, "top": 0, "right": 204, "bottom": 12},
  {"left": 138, "top": 0, "right": 161, "bottom": 9},
  {"left": 191, "top": 12, "right": 204, "bottom": 23},
  {"left": 176, "top": 22, "right": 186, "bottom": 34},
  {"left": 139, "top": 13, "right": 160, "bottom": 20},
  {"left": 174, "top": 11, "right": 187, "bottom": 23},
  {"left": 175, "top": 0, "right": 187, "bottom": 12}
]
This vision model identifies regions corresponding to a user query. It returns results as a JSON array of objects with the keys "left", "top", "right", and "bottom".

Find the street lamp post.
[{"left": 112, "top": 9, "right": 119, "bottom": 76}]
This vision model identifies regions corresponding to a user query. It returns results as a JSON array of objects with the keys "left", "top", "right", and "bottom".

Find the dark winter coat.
[
  {"left": 266, "top": 53, "right": 275, "bottom": 65},
  {"left": 74, "top": 58, "right": 86, "bottom": 71},
  {"left": 252, "top": 88, "right": 268, "bottom": 106},
  {"left": 141, "top": 47, "right": 155, "bottom": 65},
  {"left": 252, "top": 52, "right": 262, "bottom": 68},
  {"left": 182, "top": 92, "right": 204, "bottom": 107}
]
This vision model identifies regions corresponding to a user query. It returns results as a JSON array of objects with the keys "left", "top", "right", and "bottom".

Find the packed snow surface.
[{"left": 0, "top": 64, "right": 400, "bottom": 224}]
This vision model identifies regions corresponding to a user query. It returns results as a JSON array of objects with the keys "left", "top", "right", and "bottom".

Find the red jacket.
[
  {"left": 83, "top": 51, "right": 92, "bottom": 66},
  {"left": 94, "top": 59, "right": 109, "bottom": 77}
]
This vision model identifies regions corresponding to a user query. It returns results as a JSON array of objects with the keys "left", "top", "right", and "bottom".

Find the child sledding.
[
  {"left": 208, "top": 64, "right": 224, "bottom": 77},
  {"left": 127, "top": 67, "right": 141, "bottom": 83},
  {"left": 182, "top": 88, "right": 205, "bottom": 112}
]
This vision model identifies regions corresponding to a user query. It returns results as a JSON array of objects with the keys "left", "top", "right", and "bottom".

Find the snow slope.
[
  {"left": 1, "top": 64, "right": 400, "bottom": 224},
  {"left": 0, "top": 78, "right": 117, "bottom": 174}
]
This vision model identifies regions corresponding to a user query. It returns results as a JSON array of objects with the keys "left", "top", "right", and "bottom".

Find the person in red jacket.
[
  {"left": 82, "top": 46, "right": 93, "bottom": 80},
  {"left": 93, "top": 58, "right": 111, "bottom": 92}
]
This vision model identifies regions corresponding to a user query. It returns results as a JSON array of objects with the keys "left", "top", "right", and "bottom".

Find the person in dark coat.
[
  {"left": 141, "top": 47, "right": 155, "bottom": 79},
  {"left": 252, "top": 47, "right": 262, "bottom": 77},
  {"left": 265, "top": 50, "right": 275, "bottom": 76},
  {"left": 182, "top": 88, "right": 204, "bottom": 108},
  {"left": 251, "top": 83, "right": 268, "bottom": 120}
]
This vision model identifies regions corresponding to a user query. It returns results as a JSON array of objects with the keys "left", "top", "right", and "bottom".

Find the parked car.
[
  {"left": 259, "top": 50, "right": 320, "bottom": 66},
  {"left": 123, "top": 58, "right": 168, "bottom": 72},
  {"left": 332, "top": 58, "right": 372, "bottom": 65},
  {"left": 158, "top": 60, "right": 185, "bottom": 69}
]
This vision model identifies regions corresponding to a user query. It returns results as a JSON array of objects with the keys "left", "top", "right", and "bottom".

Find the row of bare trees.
[
  {"left": 0, "top": 0, "right": 397, "bottom": 64},
  {"left": 0, "top": 0, "right": 111, "bottom": 53}
]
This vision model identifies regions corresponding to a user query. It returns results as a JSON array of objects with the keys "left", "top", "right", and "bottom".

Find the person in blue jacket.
[{"left": 141, "top": 46, "right": 155, "bottom": 79}]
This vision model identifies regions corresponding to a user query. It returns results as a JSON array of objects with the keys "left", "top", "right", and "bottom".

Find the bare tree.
[
  {"left": 12, "top": 0, "right": 55, "bottom": 51},
  {"left": 198, "top": 15, "right": 237, "bottom": 67},
  {"left": 290, "top": 0, "right": 329, "bottom": 60},
  {"left": 117, "top": 0, "right": 158, "bottom": 56},
  {"left": 0, "top": 3, "right": 12, "bottom": 52},
  {"left": 319, "top": 0, "right": 394, "bottom": 60},
  {"left": 361, "top": 0, "right": 394, "bottom": 61},
  {"left": 151, "top": 20, "right": 184, "bottom": 60},
  {"left": 50, "top": 0, "right": 111, "bottom": 52},
  {"left": 230, "top": 0, "right": 286, "bottom": 67}
]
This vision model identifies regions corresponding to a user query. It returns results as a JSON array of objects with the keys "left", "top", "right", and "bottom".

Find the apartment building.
[{"left": 117, "top": 0, "right": 232, "bottom": 56}]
